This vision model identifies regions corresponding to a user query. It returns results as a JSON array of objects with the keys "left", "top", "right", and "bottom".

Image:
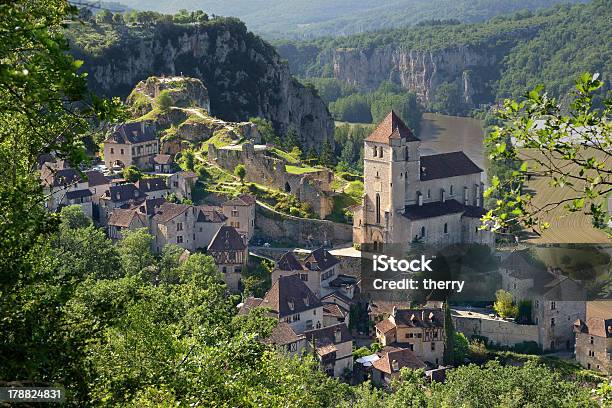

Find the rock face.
[{"left": 69, "top": 21, "right": 333, "bottom": 150}]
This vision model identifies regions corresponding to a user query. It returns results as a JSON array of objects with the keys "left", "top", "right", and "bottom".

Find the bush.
[
  {"left": 123, "top": 165, "right": 142, "bottom": 182},
  {"left": 156, "top": 90, "right": 173, "bottom": 113}
]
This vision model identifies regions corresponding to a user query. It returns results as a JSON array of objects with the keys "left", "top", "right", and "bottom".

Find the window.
[
  {"left": 550, "top": 301, "right": 556, "bottom": 310},
  {"left": 450, "top": 185, "right": 454, "bottom": 195},
  {"left": 222, "top": 266, "right": 227, "bottom": 273},
  {"left": 173, "top": 181, "right": 178, "bottom": 187},
  {"left": 120, "top": 148, "right": 124, "bottom": 155},
  {"left": 535, "top": 300, "right": 539, "bottom": 308},
  {"left": 427, "top": 189, "right": 431, "bottom": 199},
  {"left": 431, "top": 342, "right": 436, "bottom": 351},
  {"left": 177, "top": 236, "right": 183, "bottom": 244},
  {"left": 110, "top": 148, "right": 114, "bottom": 154},
  {"left": 376, "top": 194, "right": 381, "bottom": 224},
  {"left": 177, "top": 222, "right": 183, "bottom": 231},
  {"left": 373, "top": 146, "right": 377, "bottom": 157},
  {"left": 406, "top": 333, "right": 413, "bottom": 338},
  {"left": 293, "top": 314, "right": 301, "bottom": 322},
  {"left": 588, "top": 350, "right": 595, "bottom": 357},
  {"left": 379, "top": 147, "right": 383, "bottom": 158},
  {"left": 305, "top": 319, "right": 312, "bottom": 330},
  {"left": 590, "top": 336, "right": 594, "bottom": 344},
  {"left": 551, "top": 318, "right": 555, "bottom": 326},
  {"left": 421, "top": 226, "right": 426, "bottom": 238},
  {"left": 231, "top": 210, "right": 239, "bottom": 217},
  {"left": 300, "top": 273, "right": 308, "bottom": 281},
  {"left": 443, "top": 223, "right": 448, "bottom": 234},
  {"left": 404, "top": 147, "right": 408, "bottom": 160},
  {"left": 290, "top": 342, "right": 297, "bottom": 352}
]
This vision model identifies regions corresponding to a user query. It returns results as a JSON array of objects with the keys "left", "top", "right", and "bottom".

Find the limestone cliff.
[{"left": 67, "top": 19, "right": 333, "bottom": 150}]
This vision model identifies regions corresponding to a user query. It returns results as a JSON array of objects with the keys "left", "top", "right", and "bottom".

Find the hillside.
[
  {"left": 277, "top": 0, "right": 611, "bottom": 115},
  {"left": 116, "top": 0, "right": 584, "bottom": 39},
  {"left": 66, "top": 16, "right": 334, "bottom": 151}
]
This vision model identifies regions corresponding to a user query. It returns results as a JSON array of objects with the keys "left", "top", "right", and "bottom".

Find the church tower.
[{"left": 361, "top": 111, "right": 420, "bottom": 245}]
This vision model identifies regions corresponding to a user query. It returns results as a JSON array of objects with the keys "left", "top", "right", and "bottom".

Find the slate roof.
[
  {"left": 323, "top": 303, "right": 348, "bottom": 319},
  {"left": 66, "top": 188, "right": 93, "bottom": 200},
  {"left": 501, "top": 251, "right": 546, "bottom": 279},
  {"left": 420, "top": 151, "right": 482, "bottom": 181},
  {"left": 85, "top": 170, "right": 110, "bottom": 187},
  {"left": 153, "top": 154, "right": 173, "bottom": 165},
  {"left": 136, "top": 177, "right": 168, "bottom": 193},
  {"left": 208, "top": 226, "right": 246, "bottom": 251},
  {"left": 304, "top": 323, "right": 352, "bottom": 350},
  {"left": 276, "top": 251, "right": 304, "bottom": 271},
  {"left": 403, "top": 199, "right": 466, "bottom": 220},
  {"left": 42, "top": 168, "right": 82, "bottom": 188},
  {"left": 463, "top": 205, "right": 487, "bottom": 218},
  {"left": 366, "top": 111, "right": 419, "bottom": 144},
  {"left": 303, "top": 247, "right": 339, "bottom": 271},
  {"left": 238, "top": 297, "right": 263, "bottom": 316},
  {"left": 224, "top": 194, "right": 256, "bottom": 206},
  {"left": 108, "top": 208, "right": 146, "bottom": 228},
  {"left": 152, "top": 202, "right": 189, "bottom": 223},
  {"left": 393, "top": 308, "right": 444, "bottom": 328},
  {"left": 196, "top": 206, "right": 227, "bottom": 223},
  {"left": 260, "top": 275, "right": 323, "bottom": 318},
  {"left": 105, "top": 122, "right": 157, "bottom": 145},
  {"left": 372, "top": 346, "right": 426, "bottom": 374},
  {"left": 263, "top": 322, "right": 305, "bottom": 346},
  {"left": 126, "top": 197, "right": 166, "bottom": 216},
  {"left": 103, "top": 184, "right": 146, "bottom": 203}
]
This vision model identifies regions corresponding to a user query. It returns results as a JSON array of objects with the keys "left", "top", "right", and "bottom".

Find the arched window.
[
  {"left": 450, "top": 185, "right": 454, "bottom": 196},
  {"left": 444, "top": 223, "right": 448, "bottom": 234},
  {"left": 376, "top": 194, "right": 381, "bottom": 224},
  {"left": 379, "top": 147, "right": 383, "bottom": 158},
  {"left": 420, "top": 226, "right": 426, "bottom": 238},
  {"left": 373, "top": 146, "right": 377, "bottom": 157},
  {"left": 404, "top": 147, "right": 409, "bottom": 161}
]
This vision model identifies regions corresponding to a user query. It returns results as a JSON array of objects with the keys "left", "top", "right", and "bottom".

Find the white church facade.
[{"left": 352, "top": 111, "right": 494, "bottom": 248}]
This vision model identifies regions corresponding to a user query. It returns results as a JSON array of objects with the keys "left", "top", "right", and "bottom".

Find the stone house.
[
  {"left": 352, "top": 111, "right": 494, "bottom": 248},
  {"left": 244, "top": 275, "right": 324, "bottom": 334},
  {"left": 107, "top": 208, "right": 149, "bottom": 240},
  {"left": 103, "top": 122, "right": 159, "bottom": 170},
  {"left": 207, "top": 225, "right": 248, "bottom": 293},
  {"left": 304, "top": 323, "right": 353, "bottom": 378},
  {"left": 41, "top": 165, "right": 90, "bottom": 213},
  {"left": 574, "top": 306, "right": 612, "bottom": 374},
  {"left": 99, "top": 183, "right": 147, "bottom": 225},
  {"left": 262, "top": 322, "right": 307, "bottom": 356},
  {"left": 153, "top": 154, "right": 174, "bottom": 173},
  {"left": 135, "top": 177, "right": 170, "bottom": 200},
  {"left": 271, "top": 248, "right": 341, "bottom": 298},
  {"left": 222, "top": 194, "right": 256, "bottom": 241},
  {"left": 375, "top": 307, "right": 445, "bottom": 366},
  {"left": 150, "top": 202, "right": 226, "bottom": 252},
  {"left": 168, "top": 170, "right": 198, "bottom": 201},
  {"left": 371, "top": 346, "right": 427, "bottom": 386},
  {"left": 323, "top": 303, "right": 349, "bottom": 327}
]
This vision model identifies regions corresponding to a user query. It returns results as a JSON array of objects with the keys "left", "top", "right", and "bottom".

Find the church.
[{"left": 352, "top": 111, "right": 494, "bottom": 248}]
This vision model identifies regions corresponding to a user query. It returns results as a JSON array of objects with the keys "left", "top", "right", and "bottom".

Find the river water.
[{"left": 418, "top": 113, "right": 486, "bottom": 169}]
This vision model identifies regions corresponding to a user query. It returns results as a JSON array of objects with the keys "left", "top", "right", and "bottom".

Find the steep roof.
[
  {"left": 276, "top": 251, "right": 304, "bottom": 271},
  {"left": 375, "top": 318, "right": 397, "bottom": 334},
  {"left": 126, "top": 197, "right": 166, "bottom": 216},
  {"left": 304, "top": 323, "right": 352, "bottom": 349},
  {"left": 585, "top": 317, "right": 612, "bottom": 338},
  {"left": 65, "top": 188, "right": 93, "bottom": 200},
  {"left": 153, "top": 154, "right": 173, "bottom": 165},
  {"left": 263, "top": 322, "right": 305, "bottom": 346},
  {"left": 303, "top": 247, "right": 339, "bottom": 271},
  {"left": 224, "top": 194, "right": 256, "bottom": 206},
  {"left": 393, "top": 308, "right": 444, "bottom": 329},
  {"left": 501, "top": 250, "right": 546, "bottom": 279},
  {"left": 403, "top": 199, "right": 466, "bottom": 220},
  {"left": 196, "top": 206, "right": 227, "bottom": 223},
  {"left": 208, "top": 225, "right": 246, "bottom": 251},
  {"left": 420, "top": 151, "right": 482, "bottom": 181},
  {"left": 260, "top": 275, "right": 323, "bottom": 318},
  {"left": 103, "top": 183, "right": 146, "bottom": 203},
  {"left": 105, "top": 122, "right": 157, "bottom": 145},
  {"left": 366, "top": 111, "right": 419, "bottom": 144},
  {"left": 323, "top": 303, "right": 348, "bottom": 319},
  {"left": 85, "top": 170, "right": 110, "bottom": 187},
  {"left": 108, "top": 208, "right": 146, "bottom": 228},
  {"left": 42, "top": 167, "right": 82, "bottom": 188},
  {"left": 136, "top": 177, "right": 168, "bottom": 193},
  {"left": 372, "top": 346, "right": 426, "bottom": 374},
  {"left": 152, "top": 202, "right": 189, "bottom": 223}
]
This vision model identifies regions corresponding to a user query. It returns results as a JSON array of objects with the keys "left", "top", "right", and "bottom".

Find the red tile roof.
[
  {"left": 372, "top": 346, "right": 426, "bottom": 374},
  {"left": 365, "top": 111, "right": 418, "bottom": 144}
]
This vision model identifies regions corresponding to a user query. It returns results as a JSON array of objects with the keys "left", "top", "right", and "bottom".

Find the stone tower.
[{"left": 362, "top": 111, "right": 420, "bottom": 244}]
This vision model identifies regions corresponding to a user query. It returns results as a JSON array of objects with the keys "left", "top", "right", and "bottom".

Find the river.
[{"left": 418, "top": 113, "right": 486, "bottom": 169}]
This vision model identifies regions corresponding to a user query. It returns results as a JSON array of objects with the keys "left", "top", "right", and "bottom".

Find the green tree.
[
  {"left": 284, "top": 126, "right": 300, "bottom": 150},
  {"left": 249, "top": 117, "right": 277, "bottom": 144},
  {"left": 156, "top": 89, "right": 173, "bottom": 113},
  {"left": 493, "top": 289, "right": 518, "bottom": 318},
  {"left": 453, "top": 332, "right": 469, "bottom": 363},
  {"left": 123, "top": 164, "right": 142, "bottom": 182},
  {"left": 234, "top": 164, "right": 247, "bottom": 183},
  {"left": 95, "top": 9, "right": 113, "bottom": 24},
  {"left": 320, "top": 139, "right": 335, "bottom": 167},
  {"left": 180, "top": 149, "right": 195, "bottom": 171},
  {"left": 59, "top": 205, "right": 92, "bottom": 230},
  {"left": 118, "top": 228, "right": 156, "bottom": 279},
  {"left": 484, "top": 74, "right": 611, "bottom": 234},
  {"left": 443, "top": 301, "right": 455, "bottom": 365}
]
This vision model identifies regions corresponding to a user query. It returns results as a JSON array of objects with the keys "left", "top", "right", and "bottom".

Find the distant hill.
[{"left": 115, "top": 0, "right": 585, "bottom": 39}]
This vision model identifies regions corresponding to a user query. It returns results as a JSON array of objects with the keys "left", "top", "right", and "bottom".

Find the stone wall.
[
  {"left": 452, "top": 312, "right": 540, "bottom": 348},
  {"left": 255, "top": 203, "right": 352, "bottom": 246}
]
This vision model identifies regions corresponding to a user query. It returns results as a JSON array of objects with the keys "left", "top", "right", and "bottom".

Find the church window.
[
  {"left": 420, "top": 226, "right": 426, "bottom": 238},
  {"left": 450, "top": 185, "right": 454, "bottom": 195},
  {"left": 379, "top": 147, "right": 383, "bottom": 158},
  {"left": 376, "top": 194, "right": 381, "bottom": 224},
  {"left": 404, "top": 147, "right": 408, "bottom": 160},
  {"left": 427, "top": 189, "right": 431, "bottom": 198},
  {"left": 444, "top": 223, "right": 448, "bottom": 234}
]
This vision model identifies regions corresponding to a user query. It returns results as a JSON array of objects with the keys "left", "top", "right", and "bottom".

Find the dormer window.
[
  {"left": 288, "top": 300, "right": 294, "bottom": 311},
  {"left": 303, "top": 297, "right": 309, "bottom": 307}
]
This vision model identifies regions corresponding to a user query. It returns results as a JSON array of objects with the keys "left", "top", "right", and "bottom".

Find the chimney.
[
  {"left": 334, "top": 327, "right": 342, "bottom": 343},
  {"left": 391, "top": 359, "right": 399, "bottom": 372},
  {"left": 441, "top": 188, "right": 446, "bottom": 203},
  {"left": 417, "top": 192, "right": 423, "bottom": 206}
]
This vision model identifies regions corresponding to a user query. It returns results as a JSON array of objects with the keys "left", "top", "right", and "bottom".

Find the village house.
[
  {"left": 107, "top": 208, "right": 149, "bottom": 240},
  {"left": 370, "top": 346, "right": 427, "bottom": 386},
  {"left": 168, "top": 170, "right": 198, "bottom": 201},
  {"left": 222, "top": 194, "right": 256, "bottom": 241},
  {"left": 153, "top": 154, "right": 174, "bottom": 173},
  {"left": 375, "top": 307, "right": 445, "bottom": 366},
  {"left": 103, "top": 122, "right": 159, "bottom": 170},
  {"left": 135, "top": 177, "right": 170, "bottom": 200},
  {"left": 352, "top": 111, "right": 494, "bottom": 249},
  {"left": 41, "top": 164, "right": 93, "bottom": 218},
  {"left": 323, "top": 303, "right": 349, "bottom": 327},
  {"left": 262, "top": 322, "right": 307, "bottom": 356},
  {"left": 207, "top": 225, "right": 248, "bottom": 293},
  {"left": 304, "top": 323, "right": 353, "bottom": 378},
  {"left": 271, "top": 248, "right": 344, "bottom": 298},
  {"left": 242, "top": 275, "right": 324, "bottom": 334},
  {"left": 574, "top": 302, "right": 612, "bottom": 374},
  {"left": 99, "top": 183, "right": 147, "bottom": 225},
  {"left": 500, "top": 250, "right": 587, "bottom": 351}
]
